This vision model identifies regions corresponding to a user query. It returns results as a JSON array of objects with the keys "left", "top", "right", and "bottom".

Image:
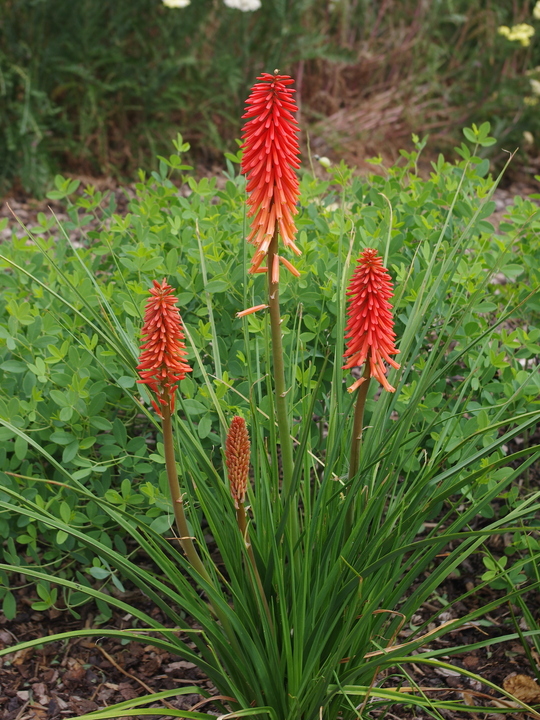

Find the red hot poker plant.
[
  {"left": 239, "top": 71, "right": 301, "bottom": 501},
  {"left": 343, "top": 248, "right": 400, "bottom": 393},
  {"left": 344, "top": 249, "right": 400, "bottom": 521},
  {"left": 136, "top": 279, "right": 212, "bottom": 588},
  {"left": 137, "top": 278, "right": 192, "bottom": 416},
  {"left": 241, "top": 71, "right": 301, "bottom": 277}
]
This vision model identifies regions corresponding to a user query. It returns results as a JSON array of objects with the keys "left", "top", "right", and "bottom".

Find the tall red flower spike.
[
  {"left": 225, "top": 416, "right": 251, "bottom": 508},
  {"left": 137, "top": 278, "right": 192, "bottom": 416},
  {"left": 241, "top": 71, "right": 301, "bottom": 276},
  {"left": 343, "top": 249, "right": 400, "bottom": 393}
]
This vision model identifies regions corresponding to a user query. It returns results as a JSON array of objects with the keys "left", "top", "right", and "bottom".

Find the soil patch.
[{"left": 0, "top": 585, "right": 214, "bottom": 720}]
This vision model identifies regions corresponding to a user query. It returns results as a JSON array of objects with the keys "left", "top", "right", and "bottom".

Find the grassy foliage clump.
[{"left": 0, "top": 126, "right": 539, "bottom": 717}]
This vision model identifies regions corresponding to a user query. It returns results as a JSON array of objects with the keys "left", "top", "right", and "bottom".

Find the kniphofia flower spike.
[
  {"left": 225, "top": 416, "right": 251, "bottom": 508},
  {"left": 137, "top": 278, "right": 192, "bottom": 416},
  {"left": 241, "top": 71, "right": 301, "bottom": 277},
  {"left": 343, "top": 249, "right": 400, "bottom": 393}
]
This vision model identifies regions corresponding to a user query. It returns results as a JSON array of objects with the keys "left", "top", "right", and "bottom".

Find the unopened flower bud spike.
[{"left": 225, "top": 417, "right": 273, "bottom": 630}]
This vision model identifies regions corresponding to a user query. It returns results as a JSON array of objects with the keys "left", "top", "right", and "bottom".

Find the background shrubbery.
[{"left": 3, "top": 0, "right": 540, "bottom": 194}]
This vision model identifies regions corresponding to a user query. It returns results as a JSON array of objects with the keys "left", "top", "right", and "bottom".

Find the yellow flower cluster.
[
  {"left": 498, "top": 23, "right": 535, "bottom": 47},
  {"left": 534, "top": 1, "right": 540, "bottom": 21}
]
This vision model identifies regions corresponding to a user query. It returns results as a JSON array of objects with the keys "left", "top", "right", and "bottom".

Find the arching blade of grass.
[{"left": 0, "top": 628, "right": 202, "bottom": 666}]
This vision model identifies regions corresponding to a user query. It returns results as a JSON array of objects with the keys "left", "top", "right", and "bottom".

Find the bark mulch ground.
[{"left": 0, "top": 585, "right": 214, "bottom": 720}]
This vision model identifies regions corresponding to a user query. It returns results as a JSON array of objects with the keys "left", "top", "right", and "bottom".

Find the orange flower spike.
[
  {"left": 225, "top": 416, "right": 251, "bottom": 508},
  {"left": 137, "top": 278, "right": 192, "bottom": 416},
  {"left": 241, "top": 72, "right": 301, "bottom": 275},
  {"left": 342, "top": 249, "right": 400, "bottom": 393}
]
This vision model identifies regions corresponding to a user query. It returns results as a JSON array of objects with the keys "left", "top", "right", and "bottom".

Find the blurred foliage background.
[{"left": 2, "top": 0, "right": 540, "bottom": 195}]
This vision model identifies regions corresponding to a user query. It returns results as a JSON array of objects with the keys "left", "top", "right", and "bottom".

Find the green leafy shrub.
[{"left": 0, "top": 128, "right": 538, "bottom": 614}]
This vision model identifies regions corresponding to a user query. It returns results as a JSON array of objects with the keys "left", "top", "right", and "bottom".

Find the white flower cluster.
[
  {"left": 162, "top": 0, "right": 190, "bottom": 7},
  {"left": 530, "top": 78, "right": 540, "bottom": 95},
  {"left": 534, "top": 1, "right": 540, "bottom": 21},
  {"left": 162, "top": 0, "right": 262, "bottom": 11},
  {"left": 223, "top": 0, "right": 262, "bottom": 10}
]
